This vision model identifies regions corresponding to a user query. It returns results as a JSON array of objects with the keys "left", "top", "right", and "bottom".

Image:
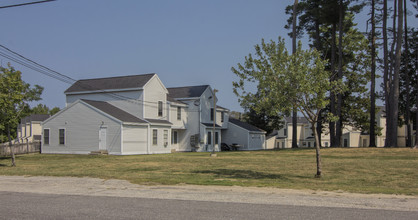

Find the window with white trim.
[
  {"left": 153, "top": 129, "right": 158, "bottom": 145},
  {"left": 172, "top": 131, "right": 178, "bottom": 144},
  {"left": 59, "top": 129, "right": 65, "bottom": 145},
  {"left": 207, "top": 131, "right": 212, "bottom": 145},
  {"left": 177, "top": 106, "right": 181, "bottom": 120},
  {"left": 164, "top": 130, "right": 168, "bottom": 146},
  {"left": 43, "top": 129, "right": 49, "bottom": 145},
  {"left": 158, "top": 101, "right": 163, "bottom": 117}
]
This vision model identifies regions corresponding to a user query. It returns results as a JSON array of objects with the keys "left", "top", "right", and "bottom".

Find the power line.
[
  {"left": 0, "top": 44, "right": 203, "bottom": 112},
  {"left": 0, "top": 0, "right": 56, "bottom": 9},
  {"left": 0, "top": 44, "right": 75, "bottom": 83}
]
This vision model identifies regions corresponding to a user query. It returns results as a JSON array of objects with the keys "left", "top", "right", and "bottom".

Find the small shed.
[{"left": 221, "top": 118, "right": 266, "bottom": 150}]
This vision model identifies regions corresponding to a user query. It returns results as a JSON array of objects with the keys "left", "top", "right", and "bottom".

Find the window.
[
  {"left": 221, "top": 112, "right": 224, "bottom": 122},
  {"left": 153, "top": 129, "right": 158, "bottom": 145},
  {"left": 43, "top": 129, "right": 49, "bottom": 145},
  {"left": 210, "top": 108, "right": 214, "bottom": 121},
  {"left": 207, "top": 131, "right": 212, "bottom": 145},
  {"left": 177, "top": 107, "right": 181, "bottom": 120},
  {"left": 284, "top": 128, "right": 287, "bottom": 136},
  {"left": 172, "top": 131, "right": 178, "bottom": 144},
  {"left": 158, "top": 101, "right": 163, "bottom": 117},
  {"left": 59, "top": 129, "right": 65, "bottom": 145},
  {"left": 164, "top": 130, "right": 168, "bottom": 145},
  {"left": 325, "top": 142, "right": 329, "bottom": 147},
  {"left": 215, "top": 132, "right": 219, "bottom": 144}
]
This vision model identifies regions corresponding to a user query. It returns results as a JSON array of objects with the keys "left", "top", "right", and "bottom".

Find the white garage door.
[{"left": 123, "top": 125, "right": 148, "bottom": 154}]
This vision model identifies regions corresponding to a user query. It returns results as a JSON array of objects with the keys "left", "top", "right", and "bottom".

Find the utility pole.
[{"left": 211, "top": 89, "right": 218, "bottom": 157}]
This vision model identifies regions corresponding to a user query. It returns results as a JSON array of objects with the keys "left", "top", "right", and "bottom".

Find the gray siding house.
[{"left": 42, "top": 73, "right": 265, "bottom": 155}]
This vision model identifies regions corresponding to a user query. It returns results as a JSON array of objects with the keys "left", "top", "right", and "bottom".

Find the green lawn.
[{"left": 1, "top": 148, "right": 417, "bottom": 195}]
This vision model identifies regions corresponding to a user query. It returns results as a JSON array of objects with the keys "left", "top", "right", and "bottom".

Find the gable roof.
[
  {"left": 65, "top": 74, "right": 156, "bottom": 93},
  {"left": 229, "top": 118, "right": 265, "bottom": 133},
  {"left": 82, "top": 99, "right": 147, "bottom": 123},
  {"left": 167, "top": 85, "right": 209, "bottom": 99}
]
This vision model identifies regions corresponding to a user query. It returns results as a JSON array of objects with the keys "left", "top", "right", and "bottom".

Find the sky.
[{"left": 0, "top": 0, "right": 417, "bottom": 112}]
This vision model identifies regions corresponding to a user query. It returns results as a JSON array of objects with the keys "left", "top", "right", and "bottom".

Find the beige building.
[
  {"left": 268, "top": 111, "right": 414, "bottom": 148},
  {"left": 16, "top": 114, "right": 50, "bottom": 144}
]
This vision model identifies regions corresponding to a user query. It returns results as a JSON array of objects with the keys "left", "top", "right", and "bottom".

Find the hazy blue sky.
[{"left": 0, "top": 0, "right": 416, "bottom": 112}]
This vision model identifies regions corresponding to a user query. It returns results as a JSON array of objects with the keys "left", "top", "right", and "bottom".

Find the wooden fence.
[{"left": 0, "top": 141, "right": 41, "bottom": 156}]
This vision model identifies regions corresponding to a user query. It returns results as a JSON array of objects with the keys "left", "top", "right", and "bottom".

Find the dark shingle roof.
[
  {"left": 216, "top": 105, "right": 229, "bottom": 111},
  {"left": 284, "top": 116, "right": 309, "bottom": 124},
  {"left": 22, "top": 114, "right": 50, "bottom": 123},
  {"left": 201, "top": 123, "right": 222, "bottom": 128},
  {"left": 167, "top": 95, "right": 187, "bottom": 105},
  {"left": 167, "top": 85, "right": 209, "bottom": 99},
  {"left": 82, "top": 99, "right": 147, "bottom": 123},
  {"left": 229, "top": 118, "right": 265, "bottom": 133},
  {"left": 65, "top": 74, "right": 156, "bottom": 93},
  {"left": 145, "top": 118, "right": 172, "bottom": 125}
]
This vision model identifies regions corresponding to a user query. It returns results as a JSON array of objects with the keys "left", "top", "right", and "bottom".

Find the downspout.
[
  {"left": 248, "top": 132, "right": 250, "bottom": 150},
  {"left": 147, "top": 124, "right": 151, "bottom": 154},
  {"left": 198, "top": 98, "right": 201, "bottom": 150},
  {"left": 120, "top": 123, "right": 123, "bottom": 155}
]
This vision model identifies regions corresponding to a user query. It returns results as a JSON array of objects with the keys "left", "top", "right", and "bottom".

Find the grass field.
[{"left": 1, "top": 148, "right": 417, "bottom": 195}]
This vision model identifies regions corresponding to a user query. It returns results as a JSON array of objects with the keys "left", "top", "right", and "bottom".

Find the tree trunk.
[
  {"left": 317, "top": 110, "right": 322, "bottom": 147},
  {"left": 292, "top": 0, "right": 299, "bottom": 149},
  {"left": 370, "top": 0, "right": 377, "bottom": 147},
  {"left": 336, "top": 0, "right": 344, "bottom": 147},
  {"left": 312, "top": 122, "right": 322, "bottom": 178},
  {"left": 415, "top": 65, "right": 418, "bottom": 149},
  {"left": 389, "top": 0, "right": 402, "bottom": 147},
  {"left": 314, "top": 0, "right": 322, "bottom": 146},
  {"left": 414, "top": 30, "right": 418, "bottom": 149},
  {"left": 404, "top": 0, "right": 411, "bottom": 147},
  {"left": 7, "top": 125, "right": 16, "bottom": 167},
  {"left": 292, "top": 111, "right": 298, "bottom": 148},
  {"left": 383, "top": 0, "right": 390, "bottom": 147},
  {"left": 330, "top": 23, "right": 337, "bottom": 147}
]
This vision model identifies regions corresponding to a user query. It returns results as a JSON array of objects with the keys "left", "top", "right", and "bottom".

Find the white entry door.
[{"left": 99, "top": 127, "right": 107, "bottom": 150}]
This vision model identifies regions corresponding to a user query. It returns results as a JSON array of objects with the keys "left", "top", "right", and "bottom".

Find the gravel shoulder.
[{"left": 1, "top": 175, "right": 417, "bottom": 212}]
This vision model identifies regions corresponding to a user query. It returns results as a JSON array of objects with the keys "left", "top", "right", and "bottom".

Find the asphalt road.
[{"left": 1, "top": 191, "right": 417, "bottom": 220}]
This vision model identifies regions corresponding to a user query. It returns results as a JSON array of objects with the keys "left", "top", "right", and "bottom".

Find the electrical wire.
[
  {"left": 0, "top": 0, "right": 56, "bottom": 9},
  {"left": 0, "top": 44, "right": 208, "bottom": 113}
]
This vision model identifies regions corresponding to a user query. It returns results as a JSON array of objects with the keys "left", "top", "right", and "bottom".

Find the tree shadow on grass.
[
  {"left": 193, "top": 169, "right": 287, "bottom": 180},
  {"left": 0, "top": 156, "right": 13, "bottom": 166}
]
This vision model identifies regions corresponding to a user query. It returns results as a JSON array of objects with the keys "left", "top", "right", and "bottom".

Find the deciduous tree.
[
  {"left": 232, "top": 38, "right": 343, "bottom": 177},
  {"left": 0, "top": 64, "right": 42, "bottom": 166}
]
